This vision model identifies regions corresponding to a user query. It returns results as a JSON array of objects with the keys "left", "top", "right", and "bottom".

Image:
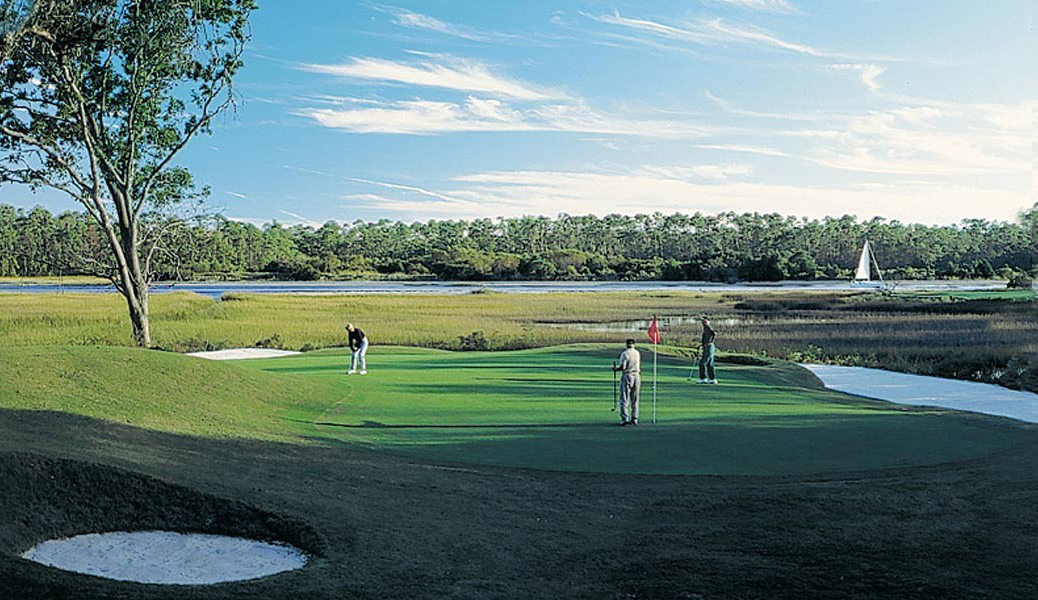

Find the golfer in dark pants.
[
  {"left": 697, "top": 316, "right": 717, "bottom": 384},
  {"left": 613, "top": 339, "right": 641, "bottom": 425}
]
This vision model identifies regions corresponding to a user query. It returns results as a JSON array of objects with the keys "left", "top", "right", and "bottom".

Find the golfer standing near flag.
[
  {"left": 697, "top": 316, "right": 717, "bottom": 384},
  {"left": 613, "top": 339, "right": 641, "bottom": 426}
]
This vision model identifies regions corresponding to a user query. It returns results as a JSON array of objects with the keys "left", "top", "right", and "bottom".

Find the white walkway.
[
  {"left": 187, "top": 348, "right": 301, "bottom": 360},
  {"left": 801, "top": 364, "right": 1038, "bottom": 425}
]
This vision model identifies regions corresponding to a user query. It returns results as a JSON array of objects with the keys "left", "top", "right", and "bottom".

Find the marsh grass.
[
  {"left": 0, "top": 291, "right": 727, "bottom": 349},
  {"left": 2, "top": 289, "right": 1035, "bottom": 390}
]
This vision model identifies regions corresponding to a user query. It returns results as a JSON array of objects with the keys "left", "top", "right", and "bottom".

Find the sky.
[{"left": 3, "top": 0, "right": 1036, "bottom": 226}]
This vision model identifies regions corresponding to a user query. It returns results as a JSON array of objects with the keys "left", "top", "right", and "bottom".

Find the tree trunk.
[{"left": 123, "top": 285, "right": 151, "bottom": 347}]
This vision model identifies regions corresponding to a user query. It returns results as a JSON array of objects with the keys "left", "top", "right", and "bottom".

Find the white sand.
[
  {"left": 802, "top": 364, "right": 1038, "bottom": 424},
  {"left": 21, "top": 531, "right": 307, "bottom": 585},
  {"left": 187, "top": 348, "right": 301, "bottom": 360}
]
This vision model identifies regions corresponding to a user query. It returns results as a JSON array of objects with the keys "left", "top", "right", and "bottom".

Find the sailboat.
[{"left": 851, "top": 240, "right": 888, "bottom": 289}]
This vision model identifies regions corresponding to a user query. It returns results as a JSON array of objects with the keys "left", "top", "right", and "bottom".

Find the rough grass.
[
  {"left": 0, "top": 291, "right": 738, "bottom": 349},
  {"left": 2, "top": 289, "right": 1036, "bottom": 391}
]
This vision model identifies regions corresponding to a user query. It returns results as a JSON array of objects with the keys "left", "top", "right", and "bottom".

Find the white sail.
[{"left": 854, "top": 240, "right": 872, "bottom": 281}]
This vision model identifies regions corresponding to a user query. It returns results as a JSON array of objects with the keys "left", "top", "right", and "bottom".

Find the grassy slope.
[
  {"left": 243, "top": 344, "right": 1021, "bottom": 476},
  {"left": 0, "top": 346, "right": 338, "bottom": 441}
]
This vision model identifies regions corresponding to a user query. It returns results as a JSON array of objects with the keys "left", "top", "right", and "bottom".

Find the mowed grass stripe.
[{"left": 242, "top": 345, "right": 1022, "bottom": 475}]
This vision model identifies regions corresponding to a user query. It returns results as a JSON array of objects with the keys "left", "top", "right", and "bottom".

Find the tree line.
[{"left": 2, "top": 203, "right": 1036, "bottom": 282}]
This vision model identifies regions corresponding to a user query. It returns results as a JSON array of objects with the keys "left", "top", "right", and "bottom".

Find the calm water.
[{"left": 0, "top": 280, "right": 1008, "bottom": 299}]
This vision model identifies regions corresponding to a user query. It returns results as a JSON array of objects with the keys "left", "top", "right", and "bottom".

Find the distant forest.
[{"left": 2, "top": 203, "right": 1036, "bottom": 282}]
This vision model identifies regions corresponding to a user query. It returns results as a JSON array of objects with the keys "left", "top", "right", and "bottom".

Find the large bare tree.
[{"left": 0, "top": 0, "right": 254, "bottom": 346}]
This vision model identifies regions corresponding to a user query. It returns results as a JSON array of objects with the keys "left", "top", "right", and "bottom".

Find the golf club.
[
  {"left": 611, "top": 360, "right": 617, "bottom": 412},
  {"left": 687, "top": 352, "right": 700, "bottom": 380}
]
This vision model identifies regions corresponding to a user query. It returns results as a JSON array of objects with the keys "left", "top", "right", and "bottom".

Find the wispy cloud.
[
  {"left": 370, "top": 4, "right": 516, "bottom": 42},
  {"left": 348, "top": 167, "right": 1027, "bottom": 224},
  {"left": 586, "top": 11, "right": 901, "bottom": 62},
  {"left": 298, "top": 55, "right": 563, "bottom": 101},
  {"left": 829, "top": 63, "right": 886, "bottom": 91},
  {"left": 706, "top": 0, "right": 798, "bottom": 14},
  {"left": 297, "top": 96, "right": 720, "bottom": 137},
  {"left": 225, "top": 191, "right": 249, "bottom": 199},
  {"left": 703, "top": 93, "right": 1032, "bottom": 177},
  {"left": 278, "top": 209, "right": 321, "bottom": 227},
  {"left": 225, "top": 216, "right": 270, "bottom": 227},
  {"left": 587, "top": 12, "right": 828, "bottom": 57},
  {"left": 283, "top": 165, "right": 478, "bottom": 206}
]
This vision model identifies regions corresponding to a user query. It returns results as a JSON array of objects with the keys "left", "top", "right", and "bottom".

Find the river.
[{"left": 0, "top": 279, "right": 1009, "bottom": 299}]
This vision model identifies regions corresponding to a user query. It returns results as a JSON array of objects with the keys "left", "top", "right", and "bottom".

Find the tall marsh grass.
[{"left": 2, "top": 289, "right": 1034, "bottom": 392}]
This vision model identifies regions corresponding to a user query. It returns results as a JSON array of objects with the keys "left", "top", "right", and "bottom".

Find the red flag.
[{"left": 647, "top": 315, "right": 661, "bottom": 344}]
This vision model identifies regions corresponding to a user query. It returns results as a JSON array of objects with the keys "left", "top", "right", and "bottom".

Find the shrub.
[
  {"left": 255, "top": 334, "right": 284, "bottom": 349},
  {"left": 457, "top": 331, "right": 489, "bottom": 351},
  {"left": 1007, "top": 273, "right": 1033, "bottom": 289}
]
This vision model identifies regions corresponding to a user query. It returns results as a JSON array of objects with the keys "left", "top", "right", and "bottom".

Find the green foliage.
[
  {"left": 456, "top": 330, "right": 489, "bottom": 351},
  {"left": 2, "top": 206, "right": 1035, "bottom": 282},
  {"left": 254, "top": 333, "right": 283, "bottom": 349},
  {"left": 1, "top": 0, "right": 256, "bottom": 345},
  {"left": 1006, "top": 272, "right": 1033, "bottom": 289}
]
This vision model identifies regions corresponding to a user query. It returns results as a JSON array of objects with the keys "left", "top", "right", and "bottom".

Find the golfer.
[
  {"left": 613, "top": 338, "right": 641, "bottom": 425},
  {"left": 346, "top": 323, "right": 368, "bottom": 375},
  {"left": 697, "top": 316, "right": 717, "bottom": 384}
]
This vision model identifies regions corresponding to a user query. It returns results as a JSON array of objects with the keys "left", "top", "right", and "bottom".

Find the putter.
[
  {"left": 611, "top": 361, "right": 617, "bottom": 412},
  {"left": 687, "top": 352, "right": 699, "bottom": 380}
]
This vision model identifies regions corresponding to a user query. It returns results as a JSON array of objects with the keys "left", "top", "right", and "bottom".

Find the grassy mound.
[
  {"left": 0, "top": 346, "right": 337, "bottom": 440},
  {"left": 245, "top": 344, "right": 1022, "bottom": 476}
]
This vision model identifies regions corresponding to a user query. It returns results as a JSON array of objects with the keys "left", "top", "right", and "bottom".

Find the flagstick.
[{"left": 652, "top": 339, "right": 658, "bottom": 424}]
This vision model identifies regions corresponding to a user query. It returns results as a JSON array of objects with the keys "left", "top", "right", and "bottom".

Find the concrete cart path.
[{"left": 802, "top": 364, "right": 1038, "bottom": 425}]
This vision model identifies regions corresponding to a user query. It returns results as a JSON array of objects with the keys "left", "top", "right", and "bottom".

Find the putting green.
[{"left": 245, "top": 345, "right": 1020, "bottom": 476}]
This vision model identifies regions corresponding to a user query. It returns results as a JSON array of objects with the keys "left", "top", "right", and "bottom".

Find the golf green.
[{"left": 245, "top": 345, "right": 1018, "bottom": 476}]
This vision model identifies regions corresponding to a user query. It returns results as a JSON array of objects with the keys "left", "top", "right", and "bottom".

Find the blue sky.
[{"left": 4, "top": 0, "right": 1035, "bottom": 226}]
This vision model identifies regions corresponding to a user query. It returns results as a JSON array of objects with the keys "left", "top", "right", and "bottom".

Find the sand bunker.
[
  {"left": 803, "top": 364, "right": 1038, "bottom": 424},
  {"left": 22, "top": 531, "right": 307, "bottom": 585},
  {"left": 187, "top": 348, "right": 301, "bottom": 360}
]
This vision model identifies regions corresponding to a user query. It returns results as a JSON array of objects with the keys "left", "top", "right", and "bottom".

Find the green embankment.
[{"left": 0, "top": 346, "right": 337, "bottom": 440}]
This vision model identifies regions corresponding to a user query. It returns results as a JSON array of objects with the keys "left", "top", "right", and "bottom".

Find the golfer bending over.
[
  {"left": 346, "top": 323, "right": 368, "bottom": 375},
  {"left": 697, "top": 316, "right": 717, "bottom": 384},
  {"left": 613, "top": 338, "right": 641, "bottom": 426}
]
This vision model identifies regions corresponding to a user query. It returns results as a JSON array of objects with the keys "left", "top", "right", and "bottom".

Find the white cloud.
[
  {"left": 371, "top": 5, "right": 513, "bottom": 42},
  {"left": 464, "top": 96, "right": 522, "bottom": 121},
  {"left": 707, "top": 0, "right": 798, "bottom": 14},
  {"left": 348, "top": 167, "right": 1027, "bottom": 224},
  {"left": 297, "top": 97, "right": 720, "bottom": 137},
  {"left": 225, "top": 191, "right": 249, "bottom": 199},
  {"left": 703, "top": 92, "right": 1032, "bottom": 177},
  {"left": 225, "top": 216, "right": 270, "bottom": 227},
  {"left": 829, "top": 63, "right": 886, "bottom": 91},
  {"left": 278, "top": 210, "right": 321, "bottom": 227},
  {"left": 588, "top": 12, "right": 829, "bottom": 57},
  {"left": 298, "top": 99, "right": 535, "bottom": 135},
  {"left": 639, "top": 164, "right": 754, "bottom": 180},
  {"left": 298, "top": 56, "right": 563, "bottom": 101}
]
